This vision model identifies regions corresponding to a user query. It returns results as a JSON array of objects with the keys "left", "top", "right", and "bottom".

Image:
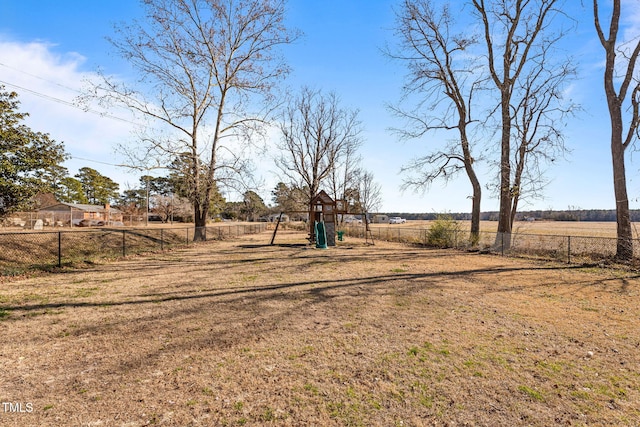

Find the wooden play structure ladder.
[{"left": 364, "top": 214, "right": 375, "bottom": 245}]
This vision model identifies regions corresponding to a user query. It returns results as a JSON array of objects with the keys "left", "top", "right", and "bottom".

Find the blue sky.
[{"left": 1, "top": 0, "right": 639, "bottom": 213}]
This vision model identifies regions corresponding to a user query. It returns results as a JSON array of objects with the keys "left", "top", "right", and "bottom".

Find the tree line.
[{"left": 387, "top": 210, "right": 640, "bottom": 223}]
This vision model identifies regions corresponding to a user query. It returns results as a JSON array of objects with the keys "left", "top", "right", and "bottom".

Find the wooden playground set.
[{"left": 270, "top": 190, "right": 374, "bottom": 247}]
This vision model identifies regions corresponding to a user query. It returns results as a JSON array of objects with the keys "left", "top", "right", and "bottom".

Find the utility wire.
[
  {"left": 0, "top": 78, "right": 141, "bottom": 126},
  {"left": 0, "top": 65, "right": 174, "bottom": 175},
  {"left": 0, "top": 61, "right": 82, "bottom": 94},
  {"left": 70, "top": 156, "right": 126, "bottom": 168},
  {"left": 0, "top": 65, "right": 178, "bottom": 179}
]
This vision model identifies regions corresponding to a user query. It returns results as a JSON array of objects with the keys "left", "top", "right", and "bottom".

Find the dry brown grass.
[{"left": 0, "top": 230, "right": 639, "bottom": 426}]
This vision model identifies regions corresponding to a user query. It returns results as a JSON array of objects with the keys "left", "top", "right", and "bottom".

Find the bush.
[{"left": 426, "top": 215, "right": 461, "bottom": 248}]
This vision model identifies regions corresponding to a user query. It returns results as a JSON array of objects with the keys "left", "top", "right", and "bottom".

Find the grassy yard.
[{"left": 0, "top": 230, "right": 639, "bottom": 426}]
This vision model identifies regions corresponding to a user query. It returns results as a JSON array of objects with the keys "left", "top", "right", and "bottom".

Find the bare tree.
[
  {"left": 507, "top": 54, "right": 576, "bottom": 229},
  {"left": 328, "top": 140, "right": 362, "bottom": 210},
  {"left": 357, "top": 169, "right": 382, "bottom": 214},
  {"left": 91, "top": 0, "right": 297, "bottom": 240},
  {"left": 472, "top": 0, "right": 570, "bottom": 247},
  {"left": 355, "top": 169, "right": 382, "bottom": 239},
  {"left": 150, "top": 193, "right": 192, "bottom": 223},
  {"left": 594, "top": 0, "right": 640, "bottom": 261},
  {"left": 390, "top": 0, "right": 484, "bottom": 242},
  {"left": 276, "top": 87, "right": 363, "bottom": 237}
]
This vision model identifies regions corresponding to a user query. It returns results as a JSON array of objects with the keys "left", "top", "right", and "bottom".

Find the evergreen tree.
[
  {"left": 75, "top": 167, "right": 120, "bottom": 205},
  {"left": 0, "top": 86, "right": 68, "bottom": 216},
  {"left": 55, "top": 177, "right": 88, "bottom": 204}
]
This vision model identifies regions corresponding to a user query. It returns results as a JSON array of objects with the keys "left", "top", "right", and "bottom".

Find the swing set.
[{"left": 270, "top": 190, "right": 375, "bottom": 246}]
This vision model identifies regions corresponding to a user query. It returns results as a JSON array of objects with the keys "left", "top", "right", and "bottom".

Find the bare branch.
[
  {"left": 85, "top": 0, "right": 298, "bottom": 238},
  {"left": 276, "top": 87, "right": 363, "bottom": 206},
  {"left": 389, "top": 0, "right": 484, "bottom": 234}
]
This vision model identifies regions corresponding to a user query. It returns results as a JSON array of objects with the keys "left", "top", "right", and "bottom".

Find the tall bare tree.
[
  {"left": 594, "top": 0, "right": 640, "bottom": 261},
  {"left": 276, "top": 87, "right": 363, "bottom": 237},
  {"left": 355, "top": 169, "right": 382, "bottom": 239},
  {"left": 357, "top": 169, "right": 382, "bottom": 215},
  {"left": 472, "top": 0, "right": 569, "bottom": 248},
  {"left": 507, "top": 54, "right": 576, "bottom": 229},
  {"left": 390, "top": 0, "right": 484, "bottom": 242},
  {"left": 92, "top": 0, "right": 297, "bottom": 240},
  {"left": 328, "top": 140, "right": 362, "bottom": 210}
]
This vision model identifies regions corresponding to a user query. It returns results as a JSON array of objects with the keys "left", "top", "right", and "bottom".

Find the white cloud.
[{"left": 0, "top": 38, "right": 142, "bottom": 189}]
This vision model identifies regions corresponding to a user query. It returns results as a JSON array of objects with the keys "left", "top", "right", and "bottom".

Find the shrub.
[{"left": 426, "top": 215, "right": 461, "bottom": 248}]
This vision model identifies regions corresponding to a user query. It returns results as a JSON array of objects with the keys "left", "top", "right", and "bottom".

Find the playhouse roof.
[{"left": 311, "top": 190, "right": 334, "bottom": 205}]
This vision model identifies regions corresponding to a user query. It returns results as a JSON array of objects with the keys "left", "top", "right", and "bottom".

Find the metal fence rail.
[
  {"left": 0, "top": 224, "right": 267, "bottom": 275},
  {"left": 344, "top": 226, "right": 640, "bottom": 264}
]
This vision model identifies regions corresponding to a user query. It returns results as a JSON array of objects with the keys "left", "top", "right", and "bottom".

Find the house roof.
[{"left": 39, "top": 202, "right": 122, "bottom": 213}]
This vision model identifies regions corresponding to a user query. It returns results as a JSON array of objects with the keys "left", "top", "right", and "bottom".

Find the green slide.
[{"left": 315, "top": 221, "right": 328, "bottom": 249}]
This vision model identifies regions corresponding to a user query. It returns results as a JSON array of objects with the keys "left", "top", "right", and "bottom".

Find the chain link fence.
[
  {"left": 0, "top": 224, "right": 267, "bottom": 275},
  {"left": 4, "top": 222, "right": 633, "bottom": 275},
  {"left": 344, "top": 226, "right": 639, "bottom": 265}
]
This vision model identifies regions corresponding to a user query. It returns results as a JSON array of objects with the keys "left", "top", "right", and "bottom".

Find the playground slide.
[{"left": 315, "top": 221, "right": 328, "bottom": 249}]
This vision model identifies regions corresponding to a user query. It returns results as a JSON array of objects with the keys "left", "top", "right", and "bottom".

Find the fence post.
[
  {"left": 122, "top": 230, "right": 126, "bottom": 257},
  {"left": 567, "top": 235, "right": 571, "bottom": 264},
  {"left": 58, "top": 231, "right": 62, "bottom": 268},
  {"left": 161, "top": 229, "right": 164, "bottom": 251}
]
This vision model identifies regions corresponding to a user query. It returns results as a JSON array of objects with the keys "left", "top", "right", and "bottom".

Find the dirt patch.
[{"left": 0, "top": 230, "right": 639, "bottom": 426}]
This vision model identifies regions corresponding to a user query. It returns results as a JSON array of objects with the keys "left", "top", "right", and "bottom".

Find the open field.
[
  {"left": 1, "top": 230, "right": 639, "bottom": 426},
  {"left": 371, "top": 220, "right": 640, "bottom": 239},
  {"left": 4, "top": 219, "right": 636, "bottom": 238}
]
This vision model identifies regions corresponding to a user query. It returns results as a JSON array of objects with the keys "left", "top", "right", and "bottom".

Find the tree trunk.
[
  {"left": 603, "top": 40, "right": 633, "bottom": 261},
  {"left": 193, "top": 200, "right": 207, "bottom": 242},
  {"left": 509, "top": 143, "right": 527, "bottom": 230},
  {"left": 470, "top": 179, "right": 481, "bottom": 245},
  {"left": 595, "top": 0, "right": 636, "bottom": 261},
  {"left": 510, "top": 194, "right": 519, "bottom": 231},
  {"left": 460, "top": 129, "right": 481, "bottom": 245},
  {"left": 496, "top": 90, "right": 512, "bottom": 249},
  {"left": 611, "top": 135, "right": 633, "bottom": 260}
]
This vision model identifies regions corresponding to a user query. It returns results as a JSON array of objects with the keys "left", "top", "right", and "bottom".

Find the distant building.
[
  {"left": 268, "top": 213, "right": 289, "bottom": 222},
  {"left": 373, "top": 214, "right": 389, "bottom": 224},
  {"left": 38, "top": 202, "right": 123, "bottom": 226}
]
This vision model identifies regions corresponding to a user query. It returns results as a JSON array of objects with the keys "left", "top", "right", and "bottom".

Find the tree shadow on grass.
[
  {"left": 240, "top": 243, "right": 311, "bottom": 249},
  {"left": 1, "top": 262, "right": 628, "bottom": 315}
]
